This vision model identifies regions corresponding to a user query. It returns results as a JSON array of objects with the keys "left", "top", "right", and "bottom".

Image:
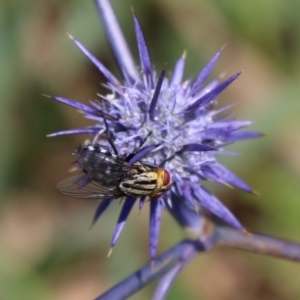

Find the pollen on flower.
[{"left": 106, "top": 94, "right": 115, "bottom": 100}]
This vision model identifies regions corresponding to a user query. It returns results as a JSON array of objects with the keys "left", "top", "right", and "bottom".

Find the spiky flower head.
[{"left": 47, "top": 0, "right": 260, "bottom": 260}]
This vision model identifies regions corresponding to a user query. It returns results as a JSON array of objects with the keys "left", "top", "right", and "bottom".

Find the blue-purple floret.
[{"left": 49, "top": 0, "right": 261, "bottom": 260}]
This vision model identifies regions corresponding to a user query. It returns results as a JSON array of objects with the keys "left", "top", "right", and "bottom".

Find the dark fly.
[{"left": 57, "top": 144, "right": 171, "bottom": 200}]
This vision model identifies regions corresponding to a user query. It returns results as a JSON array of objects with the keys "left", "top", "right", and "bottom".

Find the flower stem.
[
  {"left": 213, "top": 226, "right": 300, "bottom": 261},
  {"left": 95, "top": 239, "right": 204, "bottom": 300}
]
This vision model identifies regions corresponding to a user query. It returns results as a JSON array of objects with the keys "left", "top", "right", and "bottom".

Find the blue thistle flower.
[{"left": 47, "top": 0, "right": 261, "bottom": 260}]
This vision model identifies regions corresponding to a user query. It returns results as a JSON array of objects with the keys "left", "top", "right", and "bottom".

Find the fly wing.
[{"left": 57, "top": 174, "right": 122, "bottom": 199}]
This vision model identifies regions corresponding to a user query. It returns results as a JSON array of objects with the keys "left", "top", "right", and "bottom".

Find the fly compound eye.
[
  {"left": 156, "top": 169, "right": 171, "bottom": 190},
  {"left": 147, "top": 168, "right": 171, "bottom": 199},
  {"left": 162, "top": 169, "right": 171, "bottom": 189}
]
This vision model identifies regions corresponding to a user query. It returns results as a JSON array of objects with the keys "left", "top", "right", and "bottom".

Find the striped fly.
[{"left": 57, "top": 144, "right": 171, "bottom": 200}]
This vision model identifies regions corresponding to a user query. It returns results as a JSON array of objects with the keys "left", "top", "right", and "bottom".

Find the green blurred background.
[{"left": 1, "top": 0, "right": 300, "bottom": 299}]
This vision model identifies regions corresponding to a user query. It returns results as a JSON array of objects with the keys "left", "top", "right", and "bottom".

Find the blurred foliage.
[{"left": 1, "top": 0, "right": 300, "bottom": 299}]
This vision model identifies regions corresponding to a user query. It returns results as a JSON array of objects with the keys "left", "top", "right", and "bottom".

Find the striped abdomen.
[{"left": 119, "top": 168, "right": 171, "bottom": 199}]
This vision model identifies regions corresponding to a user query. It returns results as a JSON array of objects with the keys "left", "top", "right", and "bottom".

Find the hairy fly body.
[{"left": 57, "top": 144, "right": 171, "bottom": 200}]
